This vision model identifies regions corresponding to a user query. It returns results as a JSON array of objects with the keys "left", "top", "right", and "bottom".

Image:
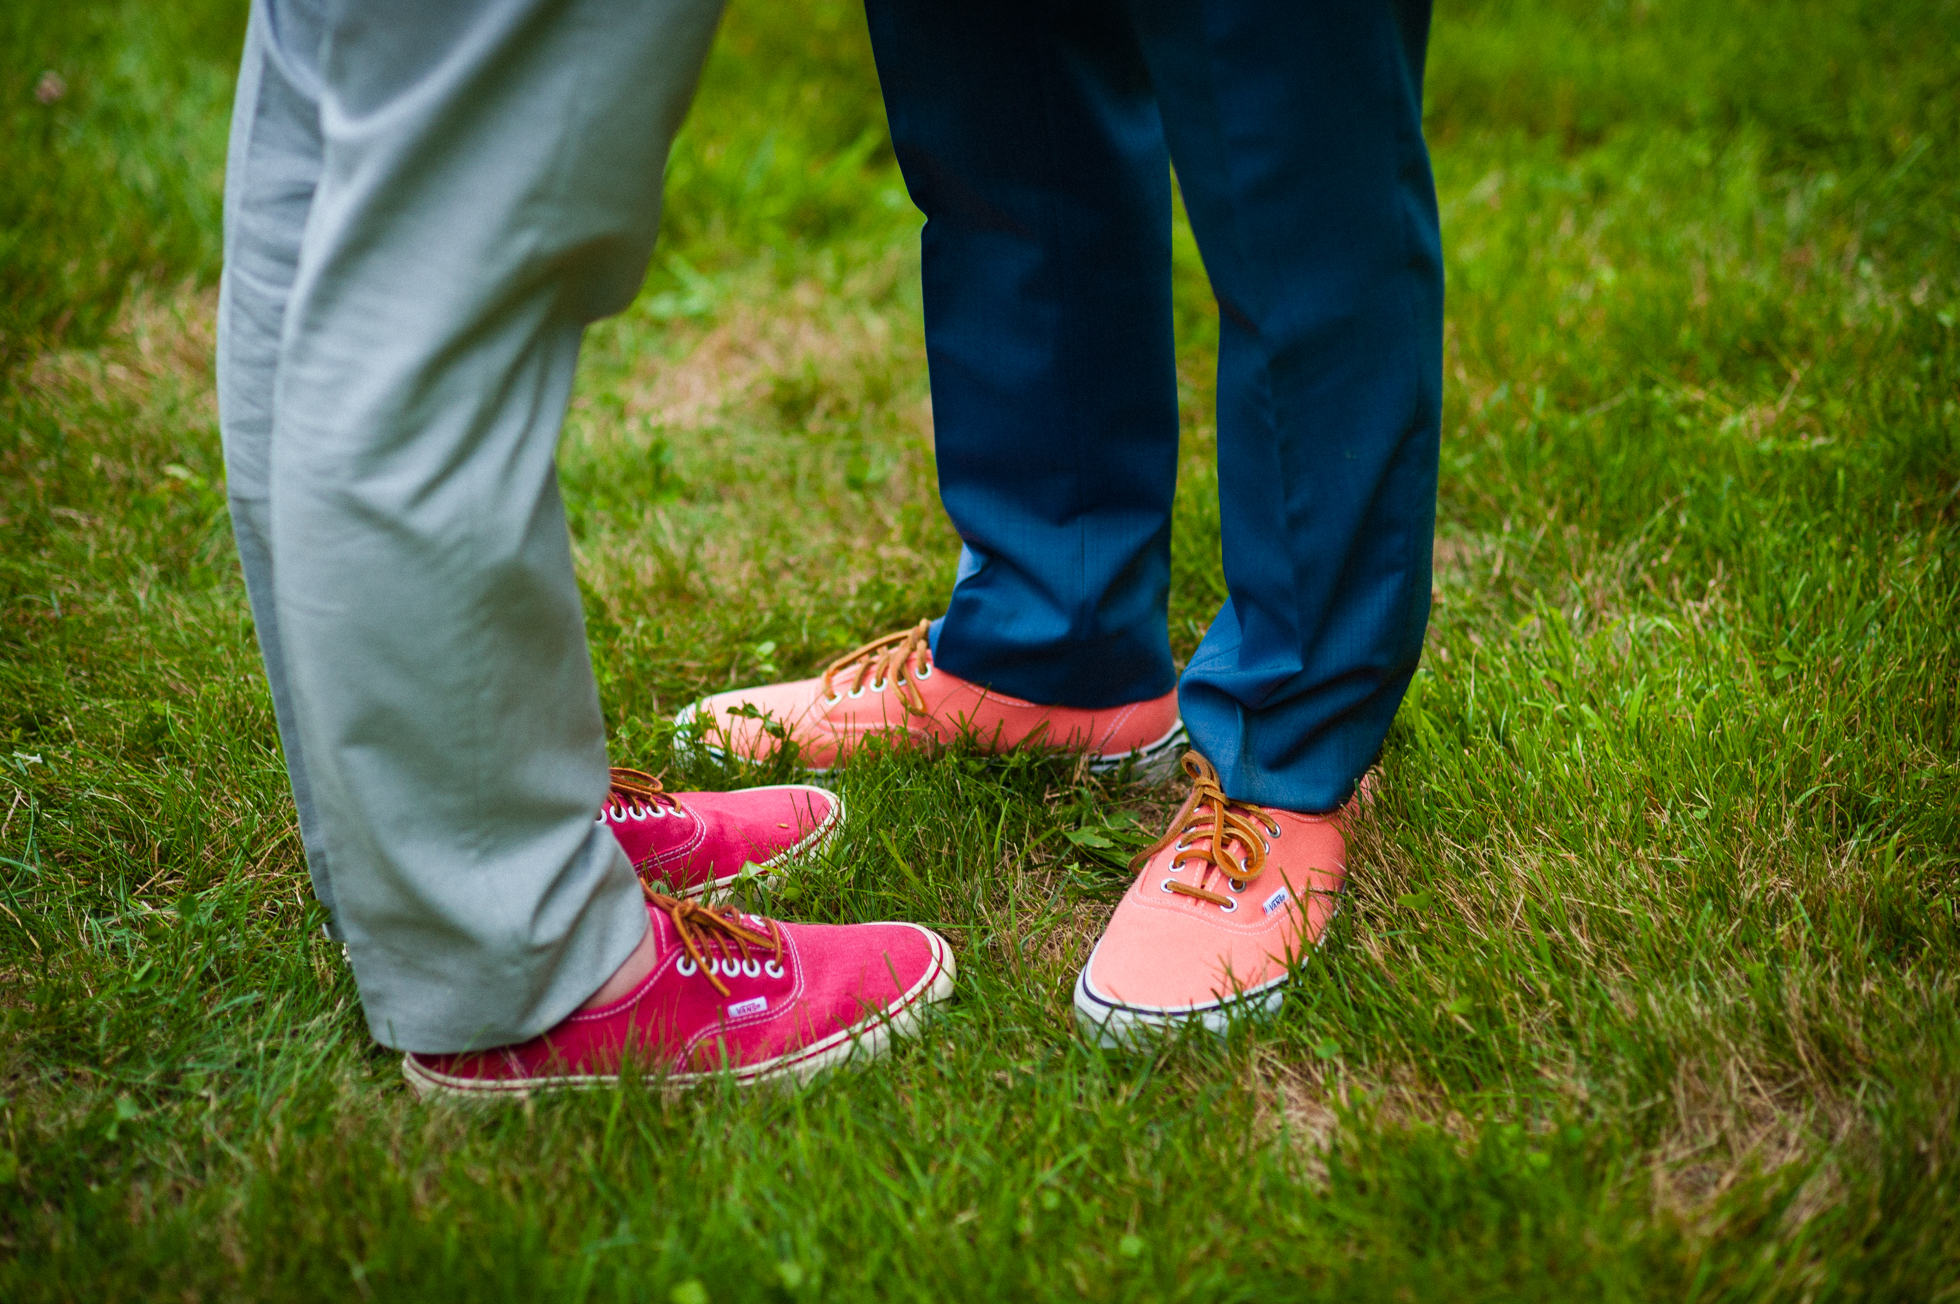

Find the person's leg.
[
  {"left": 216, "top": 0, "right": 341, "bottom": 936},
  {"left": 1074, "top": 0, "right": 1442, "bottom": 1044},
  {"left": 267, "top": 0, "right": 725, "bottom": 1053},
  {"left": 676, "top": 0, "right": 1185, "bottom": 777},
  {"left": 1136, "top": 0, "right": 1443, "bottom": 814},
  {"left": 216, "top": 10, "right": 846, "bottom": 945},
  {"left": 863, "top": 0, "right": 1181, "bottom": 710}
]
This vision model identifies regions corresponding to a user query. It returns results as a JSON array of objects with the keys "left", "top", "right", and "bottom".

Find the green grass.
[
  {"left": 0, "top": 2, "right": 237, "bottom": 370},
  {"left": 3, "top": 0, "right": 1958, "bottom": 1297}
]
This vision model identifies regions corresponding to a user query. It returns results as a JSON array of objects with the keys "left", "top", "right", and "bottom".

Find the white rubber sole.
[
  {"left": 674, "top": 701, "right": 1189, "bottom": 785},
  {"left": 1072, "top": 969, "right": 1288, "bottom": 1050},
  {"left": 401, "top": 926, "right": 957, "bottom": 1100},
  {"left": 1085, "top": 720, "right": 1189, "bottom": 784},
  {"left": 1071, "top": 905, "right": 1343, "bottom": 1050}
]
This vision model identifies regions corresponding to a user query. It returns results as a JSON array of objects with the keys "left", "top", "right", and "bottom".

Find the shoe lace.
[
  {"left": 605, "top": 767, "right": 681, "bottom": 817},
  {"left": 1130, "top": 753, "right": 1278, "bottom": 908},
  {"left": 818, "top": 617, "right": 934, "bottom": 713},
  {"left": 642, "top": 887, "right": 783, "bottom": 997}
]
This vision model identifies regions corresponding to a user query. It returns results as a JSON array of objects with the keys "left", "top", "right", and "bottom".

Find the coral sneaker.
[
  {"left": 1073, "top": 753, "right": 1354, "bottom": 1047},
  {"left": 402, "top": 891, "right": 956, "bottom": 1097},
  {"left": 677, "top": 619, "right": 1185, "bottom": 779},
  {"left": 600, "top": 767, "right": 841, "bottom": 900}
]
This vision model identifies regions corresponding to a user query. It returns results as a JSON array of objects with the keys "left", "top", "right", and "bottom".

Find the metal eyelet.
[
  {"left": 848, "top": 685, "right": 866, "bottom": 699},
  {"left": 1266, "top": 822, "right": 1282, "bottom": 839},
  {"left": 869, "top": 678, "right": 887, "bottom": 693},
  {"left": 915, "top": 662, "right": 934, "bottom": 680},
  {"left": 1219, "top": 899, "right": 1238, "bottom": 914},
  {"left": 677, "top": 957, "right": 698, "bottom": 977},
  {"left": 742, "top": 958, "right": 762, "bottom": 978},
  {"left": 1229, "top": 879, "right": 1247, "bottom": 894},
  {"left": 1160, "top": 877, "right": 1179, "bottom": 894},
  {"left": 824, "top": 694, "right": 843, "bottom": 707},
  {"left": 763, "top": 960, "right": 784, "bottom": 979}
]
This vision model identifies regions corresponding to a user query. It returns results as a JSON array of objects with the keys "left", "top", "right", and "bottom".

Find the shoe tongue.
[{"left": 646, "top": 899, "right": 679, "bottom": 958}]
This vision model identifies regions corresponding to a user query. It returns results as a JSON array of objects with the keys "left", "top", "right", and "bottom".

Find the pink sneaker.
[
  {"left": 1073, "top": 753, "right": 1355, "bottom": 1047},
  {"left": 676, "top": 619, "right": 1185, "bottom": 779},
  {"left": 600, "top": 767, "right": 841, "bottom": 900},
  {"left": 401, "top": 892, "right": 956, "bottom": 1097}
]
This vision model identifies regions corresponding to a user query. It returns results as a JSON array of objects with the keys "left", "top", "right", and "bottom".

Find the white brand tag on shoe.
[
  {"left": 728, "top": 996, "right": 768, "bottom": 1018},
  {"left": 1262, "top": 887, "right": 1291, "bottom": 917}
]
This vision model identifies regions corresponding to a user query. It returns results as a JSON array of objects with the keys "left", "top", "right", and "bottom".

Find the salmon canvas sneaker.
[
  {"left": 676, "top": 619, "right": 1185, "bottom": 779},
  {"left": 601, "top": 767, "right": 841, "bottom": 900},
  {"left": 1073, "top": 753, "right": 1355, "bottom": 1048},
  {"left": 402, "top": 891, "right": 956, "bottom": 1097}
]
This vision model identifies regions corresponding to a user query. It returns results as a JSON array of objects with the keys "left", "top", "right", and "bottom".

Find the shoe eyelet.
[
  {"left": 677, "top": 957, "right": 698, "bottom": 977},
  {"left": 825, "top": 694, "right": 843, "bottom": 707},
  {"left": 1159, "top": 877, "right": 1179, "bottom": 894},
  {"left": 763, "top": 960, "right": 784, "bottom": 979},
  {"left": 869, "top": 678, "right": 887, "bottom": 693},
  {"left": 742, "top": 958, "right": 762, "bottom": 978},
  {"left": 1267, "top": 822, "right": 1282, "bottom": 839},
  {"left": 1219, "top": 899, "right": 1238, "bottom": 915},
  {"left": 848, "top": 685, "right": 866, "bottom": 699},
  {"left": 1229, "top": 879, "right": 1247, "bottom": 894},
  {"left": 1173, "top": 838, "right": 1193, "bottom": 852},
  {"left": 915, "top": 662, "right": 933, "bottom": 680}
]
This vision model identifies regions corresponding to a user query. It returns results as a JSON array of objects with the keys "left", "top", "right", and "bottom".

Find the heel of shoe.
[
  {"left": 1088, "top": 721, "right": 1188, "bottom": 784},
  {"left": 670, "top": 702, "right": 728, "bottom": 764}
]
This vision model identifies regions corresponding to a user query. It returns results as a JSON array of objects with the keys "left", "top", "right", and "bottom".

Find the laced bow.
[
  {"left": 642, "top": 889, "right": 783, "bottom": 997},
  {"left": 1131, "top": 753, "right": 1279, "bottom": 908},
  {"left": 604, "top": 767, "right": 680, "bottom": 818},
  {"left": 818, "top": 618, "right": 934, "bottom": 714}
]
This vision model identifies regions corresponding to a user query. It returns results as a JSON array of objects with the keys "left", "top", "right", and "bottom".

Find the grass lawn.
[{"left": 4, "top": 0, "right": 1958, "bottom": 1298}]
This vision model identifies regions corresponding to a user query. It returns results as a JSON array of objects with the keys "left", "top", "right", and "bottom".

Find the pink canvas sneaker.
[
  {"left": 676, "top": 619, "right": 1185, "bottom": 779},
  {"left": 1073, "top": 752, "right": 1356, "bottom": 1047},
  {"left": 402, "top": 891, "right": 956, "bottom": 1097},
  {"left": 600, "top": 767, "right": 841, "bottom": 900}
]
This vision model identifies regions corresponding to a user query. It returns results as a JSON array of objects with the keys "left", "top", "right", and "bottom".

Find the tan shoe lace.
[
  {"left": 605, "top": 767, "right": 680, "bottom": 817},
  {"left": 818, "top": 617, "right": 935, "bottom": 714},
  {"left": 1130, "top": 753, "right": 1280, "bottom": 909},
  {"left": 641, "top": 888, "right": 784, "bottom": 997}
]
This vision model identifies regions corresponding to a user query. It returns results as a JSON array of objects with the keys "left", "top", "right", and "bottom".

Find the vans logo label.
[
  {"left": 1262, "top": 887, "right": 1291, "bottom": 917},
  {"left": 728, "top": 996, "right": 768, "bottom": 1018}
]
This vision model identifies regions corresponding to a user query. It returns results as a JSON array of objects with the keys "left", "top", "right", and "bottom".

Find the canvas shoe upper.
[
  {"left": 1073, "top": 752, "right": 1354, "bottom": 1047},
  {"left": 676, "top": 619, "right": 1185, "bottom": 779},
  {"left": 402, "top": 891, "right": 956, "bottom": 1097},
  {"left": 601, "top": 767, "right": 841, "bottom": 900}
]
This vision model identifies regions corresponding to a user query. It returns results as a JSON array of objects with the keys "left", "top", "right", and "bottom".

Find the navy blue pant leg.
[
  {"left": 864, "top": 0, "right": 1182, "bottom": 710},
  {"left": 1133, "top": 0, "right": 1444, "bottom": 812},
  {"left": 866, "top": 0, "right": 1443, "bottom": 813}
]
